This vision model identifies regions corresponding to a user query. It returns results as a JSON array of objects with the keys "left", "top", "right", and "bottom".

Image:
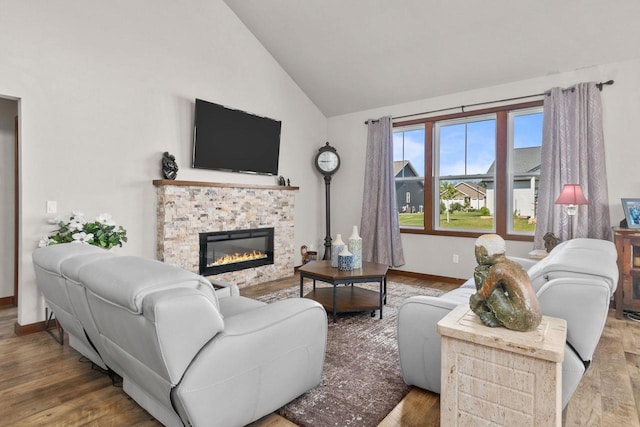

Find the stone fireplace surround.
[{"left": 153, "top": 180, "right": 298, "bottom": 288}]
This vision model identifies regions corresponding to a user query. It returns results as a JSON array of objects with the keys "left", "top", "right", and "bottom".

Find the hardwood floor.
[{"left": 1, "top": 272, "right": 639, "bottom": 426}]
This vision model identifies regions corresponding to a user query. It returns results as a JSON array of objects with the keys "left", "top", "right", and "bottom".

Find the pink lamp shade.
[{"left": 555, "top": 184, "right": 588, "bottom": 206}]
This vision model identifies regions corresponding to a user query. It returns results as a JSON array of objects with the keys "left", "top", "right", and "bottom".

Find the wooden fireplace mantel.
[{"left": 152, "top": 179, "right": 299, "bottom": 191}]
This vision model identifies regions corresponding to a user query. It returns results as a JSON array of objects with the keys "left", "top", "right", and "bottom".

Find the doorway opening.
[{"left": 0, "top": 97, "right": 19, "bottom": 309}]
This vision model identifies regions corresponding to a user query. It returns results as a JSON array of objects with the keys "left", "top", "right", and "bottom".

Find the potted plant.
[{"left": 39, "top": 211, "right": 127, "bottom": 249}]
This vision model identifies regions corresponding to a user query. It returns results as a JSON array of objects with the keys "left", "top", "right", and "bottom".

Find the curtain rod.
[{"left": 364, "top": 80, "right": 614, "bottom": 124}]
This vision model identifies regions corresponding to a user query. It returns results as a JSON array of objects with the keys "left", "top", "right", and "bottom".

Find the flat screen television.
[{"left": 192, "top": 98, "right": 282, "bottom": 175}]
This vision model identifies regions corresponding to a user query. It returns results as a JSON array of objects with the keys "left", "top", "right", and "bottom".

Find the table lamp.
[{"left": 555, "top": 184, "right": 588, "bottom": 239}]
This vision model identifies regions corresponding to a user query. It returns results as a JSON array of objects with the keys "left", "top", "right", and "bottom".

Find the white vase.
[
  {"left": 338, "top": 246, "right": 353, "bottom": 271},
  {"left": 348, "top": 225, "right": 362, "bottom": 269},
  {"left": 331, "top": 233, "right": 345, "bottom": 268}
]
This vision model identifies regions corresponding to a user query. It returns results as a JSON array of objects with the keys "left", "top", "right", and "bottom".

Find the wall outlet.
[
  {"left": 452, "top": 254, "right": 459, "bottom": 263},
  {"left": 46, "top": 200, "right": 57, "bottom": 214}
]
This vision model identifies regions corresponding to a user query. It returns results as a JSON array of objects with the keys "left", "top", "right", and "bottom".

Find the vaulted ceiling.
[{"left": 224, "top": 0, "right": 640, "bottom": 117}]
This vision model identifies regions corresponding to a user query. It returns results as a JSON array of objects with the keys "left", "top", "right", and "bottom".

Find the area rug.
[{"left": 255, "top": 281, "right": 445, "bottom": 427}]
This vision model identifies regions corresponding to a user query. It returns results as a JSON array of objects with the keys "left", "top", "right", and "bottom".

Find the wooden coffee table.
[{"left": 298, "top": 260, "right": 388, "bottom": 323}]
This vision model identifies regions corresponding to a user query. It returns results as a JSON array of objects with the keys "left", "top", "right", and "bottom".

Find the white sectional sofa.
[
  {"left": 33, "top": 243, "right": 327, "bottom": 427},
  {"left": 397, "top": 238, "right": 618, "bottom": 408}
]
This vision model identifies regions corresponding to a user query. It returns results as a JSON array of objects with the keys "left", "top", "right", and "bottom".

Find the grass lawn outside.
[{"left": 398, "top": 211, "right": 535, "bottom": 233}]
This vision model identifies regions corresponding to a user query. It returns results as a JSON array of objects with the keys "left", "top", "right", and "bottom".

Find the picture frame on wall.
[{"left": 622, "top": 198, "right": 640, "bottom": 229}]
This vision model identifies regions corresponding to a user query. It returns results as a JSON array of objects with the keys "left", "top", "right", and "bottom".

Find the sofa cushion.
[
  {"left": 60, "top": 252, "right": 114, "bottom": 281},
  {"left": 79, "top": 256, "right": 218, "bottom": 314}
]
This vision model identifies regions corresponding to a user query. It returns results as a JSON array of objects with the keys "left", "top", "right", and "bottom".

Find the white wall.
[
  {"left": 0, "top": 98, "right": 17, "bottom": 298},
  {"left": 328, "top": 57, "right": 640, "bottom": 279},
  {"left": 0, "top": 0, "right": 327, "bottom": 325}
]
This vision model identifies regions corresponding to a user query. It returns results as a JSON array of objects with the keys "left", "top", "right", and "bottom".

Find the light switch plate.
[{"left": 46, "top": 200, "right": 57, "bottom": 214}]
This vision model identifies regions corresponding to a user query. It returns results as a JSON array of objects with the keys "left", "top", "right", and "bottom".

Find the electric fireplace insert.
[{"left": 199, "top": 228, "right": 274, "bottom": 276}]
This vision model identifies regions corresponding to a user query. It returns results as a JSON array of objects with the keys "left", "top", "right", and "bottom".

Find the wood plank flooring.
[{"left": 1, "top": 272, "right": 639, "bottom": 426}]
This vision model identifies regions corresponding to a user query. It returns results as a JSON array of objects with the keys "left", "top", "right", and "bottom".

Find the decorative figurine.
[
  {"left": 287, "top": 178, "right": 291, "bottom": 187},
  {"left": 300, "top": 245, "right": 317, "bottom": 264},
  {"left": 162, "top": 152, "right": 178, "bottom": 180},
  {"left": 543, "top": 232, "right": 560, "bottom": 253},
  {"left": 278, "top": 176, "right": 286, "bottom": 186},
  {"left": 469, "top": 234, "right": 542, "bottom": 332}
]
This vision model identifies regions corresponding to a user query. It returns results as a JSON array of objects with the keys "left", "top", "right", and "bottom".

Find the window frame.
[
  {"left": 393, "top": 123, "right": 427, "bottom": 221},
  {"left": 393, "top": 100, "right": 543, "bottom": 242},
  {"left": 507, "top": 106, "right": 544, "bottom": 236}
]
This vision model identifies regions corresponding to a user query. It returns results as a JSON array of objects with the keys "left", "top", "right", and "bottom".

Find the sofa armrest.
[
  {"left": 397, "top": 296, "right": 460, "bottom": 394},
  {"left": 173, "top": 298, "right": 327, "bottom": 427},
  {"left": 536, "top": 277, "right": 610, "bottom": 363},
  {"left": 141, "top": 287, "right": 225, "bottom": 383},
  {"left": 508, "top": 256, "right": 539, "bottom": 271},
  {"left": 208, "top": 278, "right": 240, "bottom": 297}
]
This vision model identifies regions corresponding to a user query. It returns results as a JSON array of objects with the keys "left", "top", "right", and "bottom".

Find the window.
[
  {"left": 435, "top": 115, "right": 495, "bottom": 232},
  {"left": 393, "top": 125, "right": 425, "bottom": 227},
  {"left": 509, "top": 108, "right": 543, "bottom": 235},
  {"left": 392, "top": 101, "right": 543, "bottom": 240}
]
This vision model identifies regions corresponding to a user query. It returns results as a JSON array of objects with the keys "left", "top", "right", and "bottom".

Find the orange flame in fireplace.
[{"left": 210, "top": 250, "right": 267, "bottom": 267}]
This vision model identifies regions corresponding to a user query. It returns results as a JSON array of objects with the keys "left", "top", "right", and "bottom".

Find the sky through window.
[{"left": 393, "top": 113, "right": 542, "bottom": 177}]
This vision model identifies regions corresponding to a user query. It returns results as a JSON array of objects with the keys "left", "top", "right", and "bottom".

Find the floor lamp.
[{"left": 555, "top": 184, "right": 588, "bottom": 239}]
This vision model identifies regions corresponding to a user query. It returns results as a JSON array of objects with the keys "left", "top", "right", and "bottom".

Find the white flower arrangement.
[{"left": 39, "top": 211, "right": 128, "bottom": 249}]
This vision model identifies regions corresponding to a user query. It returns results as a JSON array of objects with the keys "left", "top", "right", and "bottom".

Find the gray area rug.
[{"left": 256, "top": 281, "right": 445, "bottom": 427}]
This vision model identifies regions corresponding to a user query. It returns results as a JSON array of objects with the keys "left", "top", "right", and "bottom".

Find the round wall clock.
[{"left": 314, "top": 142, "right": 340, "bottom": 176}]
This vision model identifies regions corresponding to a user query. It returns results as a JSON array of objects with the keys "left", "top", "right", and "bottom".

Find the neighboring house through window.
[
  {"left": 454, "top": 182, "right": 486, "bottom": 210},
  {"left": 394, "top": 160, "right": 424, "bottom": 215}
]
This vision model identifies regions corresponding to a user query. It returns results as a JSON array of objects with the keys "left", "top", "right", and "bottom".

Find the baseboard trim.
[
  {"left": 14, "top": 319, "right": 60, "bottom": 336},
  {"left": 0, "top": 296, "right": 15, "bottom": 308},
  {"left": 389, "top": 269, "right": 466, "bottom": 285}
]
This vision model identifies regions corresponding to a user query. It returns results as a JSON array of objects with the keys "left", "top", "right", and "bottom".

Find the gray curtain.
[
  {"left": 361, "top": 116, "right": 405, "bottom": 267},
  {"left": 534, "top": 82, "right": 611, "bottom": 247}
]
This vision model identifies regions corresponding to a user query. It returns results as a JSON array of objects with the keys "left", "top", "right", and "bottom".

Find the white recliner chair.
[{"left": 397, "top": 238, "right": 618, "bottom": 409}]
